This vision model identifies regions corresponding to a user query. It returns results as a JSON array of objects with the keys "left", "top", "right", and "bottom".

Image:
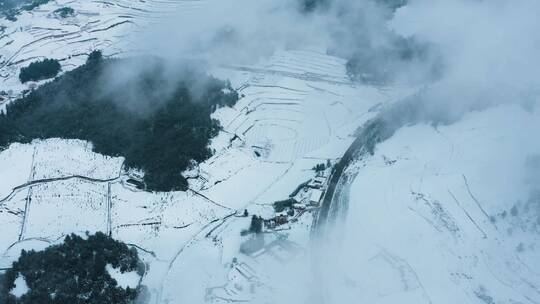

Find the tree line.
[
  {"left": 0, "top": 51, "right": 239, "bottom": 191},
  {"left": 0, "top": 232, "right": 144, "bottom": 304},
  {"left": 19, "top": 58, "right": 61, "bottom": 83}
]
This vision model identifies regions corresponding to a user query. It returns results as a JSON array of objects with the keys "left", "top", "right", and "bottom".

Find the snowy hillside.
[
  {"left": 0, "top": 32, "right": 414, "bottom": 302},
  {"left": 1, "top": 0, "right": 539, "bottom": 303},
  {"left": 322, "top": 104, "right": 540, "bottom": 303},
  {"left": 0, "top": 0, "right": 197, "bottom": 109},
  {"left": 156, "top": 49, "right": 418, "bottom": 303}
]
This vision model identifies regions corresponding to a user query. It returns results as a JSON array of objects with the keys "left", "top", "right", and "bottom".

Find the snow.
[
  {"left": 330, "top": 103, "right": 540, "bottom": 303},
  {"left": 9, "top": 274, "right": 29, "bottom": 298},
  {"left": 0, "top": 143, "right": 34, "bottom": 196},
  {"left": 110, "top": 183, "right": 232, "bottom": 261},
  {"left": 106, "top": 264, "right": 140, "bottom": 290},
  {"left": 1, "top": 239, "right": 50, "bottom": 268},
  {"left": 22, "top": 179, "right": 109, "bottom": 240},
  {"left": 157, "top": 45, "right": 413, "bottom": 302},
  {"left": 0, "top": 1, "right": 423, "bottom": 302},
  {"left": 310, "top": 188, "right": 324, "bottom": 203},
  {"left": 31, "top": 139, "right": 124, "bottom": 180},
  {"left": 0, "top": 0, "right": 195, "bottom": 107},
  {"left": 0, "top": 42, "right": 418, "bottom": 302},
  {"left": 0, "top": 1, "right": 537, "bottom": 303}
]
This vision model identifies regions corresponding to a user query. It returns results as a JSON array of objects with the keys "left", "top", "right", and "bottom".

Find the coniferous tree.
[
  {"left": 0, "top": 232, "right": 144, "bottom": 304},
  {"left": 19, "top": 59, "right": 61, "bottom": 83},
  {"left": 2, "top": 55, "right": 238, "bottom": 191}
]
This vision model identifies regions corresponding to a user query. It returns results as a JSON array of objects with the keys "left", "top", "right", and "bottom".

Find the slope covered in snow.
[
  {"left": 0, "top": 0, "right": 197, "bottom": 109},
  {"left": 0, "top": 39, "right": 413, "bottom": 302},
  {"left": 2, "top": 1, "right": 538, "bottom": 303},
  {"left": 157, "top": 48, "right": 410, "bottom": 303},
  {"left": 324, "top": 104, "right": 540, "bottom": 303}
]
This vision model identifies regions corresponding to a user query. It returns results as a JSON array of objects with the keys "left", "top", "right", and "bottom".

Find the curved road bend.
[{"left": 309, "top": 118, "right": 394, "bottom": 304}]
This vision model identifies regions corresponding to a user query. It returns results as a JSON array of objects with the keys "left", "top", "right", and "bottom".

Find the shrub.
[
  {"left": 53, "top": 6, "right": 75, "bottom": 18},
  {"left": 273, "top": 198, "right": 296, "bottom": 213},
  {"left": 249, "top": 215, "right": 263, "bottom": 234},
  {"left": 288, "top": 180, "right": 309, "bottom": 198},
  {"left": 87, "top": 50, "right": 103, "bottom": 63},
  {"left": 313, "top": 163, "right": 325, "bottom": 172}
]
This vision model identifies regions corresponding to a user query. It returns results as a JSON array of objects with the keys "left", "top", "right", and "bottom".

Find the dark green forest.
[
  {"left": 0, "top": 52, "right": 238, "bottom": 191},
  {"left": 0, "top": 232, "right": 144, "bottom": 304},
  {"left": 19, "top": 58, "right": 61, "bottom": 83},
  {"left": 0, "top": 0, "right": 51, "bottom": 20}
]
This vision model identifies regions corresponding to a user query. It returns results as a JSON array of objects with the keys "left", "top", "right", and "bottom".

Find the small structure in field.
[
  {"left": 264, "top": 215, "right": 289, "bottom": 230},
  {"left": 309, "top": 189, "right": 324, "bottom": 206},
  {"left": 308, "top": 175, "right": 327, "bottom": 189}
]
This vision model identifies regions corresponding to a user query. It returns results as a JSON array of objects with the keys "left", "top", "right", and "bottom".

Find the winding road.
[{"left": 310, "top": 117, "right": 394, "bottom": 304}]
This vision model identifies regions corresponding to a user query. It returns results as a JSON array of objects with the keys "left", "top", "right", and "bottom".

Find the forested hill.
[
  {"left": 0, "top": 52, "right": 239, "bottom": 191},
  {"left": 0, "top": 0, "right": 51, "bottom": 20}
]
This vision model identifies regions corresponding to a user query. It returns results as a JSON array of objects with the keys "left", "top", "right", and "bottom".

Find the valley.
[{"left": 0, "top": 1, "right": 539, "bottom": 304}]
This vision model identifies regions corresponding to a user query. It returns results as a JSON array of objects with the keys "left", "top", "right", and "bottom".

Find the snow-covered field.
[
  {"left": 0, "top": 21, "right": 408, "bottom": 300},
  {"left": 153, "top": 48, "right": 415, "bottom": 302},
  {"left": 3, "top": 1, "right": 536, "bottom": 304},
  {"left": 327, "top": 104, "right": 540, "bottom": 303},
  {"left": 0, "top": 3, "right": 423, "bottom": 302},
  {"left": 0, "top": 0, "right": 199, "bottom": 110}
]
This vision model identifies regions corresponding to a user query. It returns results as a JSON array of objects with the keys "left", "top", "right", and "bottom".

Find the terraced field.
[
  {"left": 0, "top": 0, "right": 205, "bottom": 107},
  {"left": 0, "top": 1, "right": 419, "bottom": 302},
  {"left": 158, "top": 49, "right": 416, "bottom": 303}
]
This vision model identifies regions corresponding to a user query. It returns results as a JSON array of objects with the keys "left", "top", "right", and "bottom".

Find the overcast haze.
[
  {"left": 2, "top": 0, "right": 538, "bottom": 302},
  {"left": 128, "top": 1, "right": 540, "bottom": 302}
]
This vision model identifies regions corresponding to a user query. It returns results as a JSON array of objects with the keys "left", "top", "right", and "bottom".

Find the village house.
[
  {"left": 309, "top": 188, "right": 324, "bottom": 206},
  {"left": 307, "top": 175, "right": 327, "bottom": 189},
  {"left": 263, "top": 215, "right": 289, "bottom": 229}
]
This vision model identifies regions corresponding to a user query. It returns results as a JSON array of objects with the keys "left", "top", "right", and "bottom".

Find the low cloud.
[
  {"left": 389, "top": 0, "right": 540, "bottom": 122},
  {"left": 136, "top": 0, "right": 331, "bottom": 66}
]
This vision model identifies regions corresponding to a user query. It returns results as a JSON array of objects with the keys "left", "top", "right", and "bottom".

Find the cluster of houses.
[
  {"left": 240, "top": 163, "right": 332, "bottom": 258},
  {"left": 304, "top": 170, "right": 328, "bottom": 206},
  {"left": 263, "top": 169, "right": 329, "bottom": 231},
  {"left": 263, "top": 215, "right": 289, "bottom": 230}
]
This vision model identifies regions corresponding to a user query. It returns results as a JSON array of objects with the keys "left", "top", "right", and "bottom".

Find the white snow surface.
[
  {"left": 2, "top": 1, "right": 524, "bottom": 303},
  {"left": 106, "top": 264, "right": 140, "bottom": 290},
  {"left": 327, "top": 104, "right": 540, "bottom": 304},
  {"left": 156, "top": 48, "right": 414, "bottom": 303},
  {"left": 0, "top": 0, "right": 192, "bottom": 110},
  {"left": 0, "top": 43, "right": 405, "bottom": 302},
  {"left": 9, "top": 274, "right": 29, "bottom": 298}
]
